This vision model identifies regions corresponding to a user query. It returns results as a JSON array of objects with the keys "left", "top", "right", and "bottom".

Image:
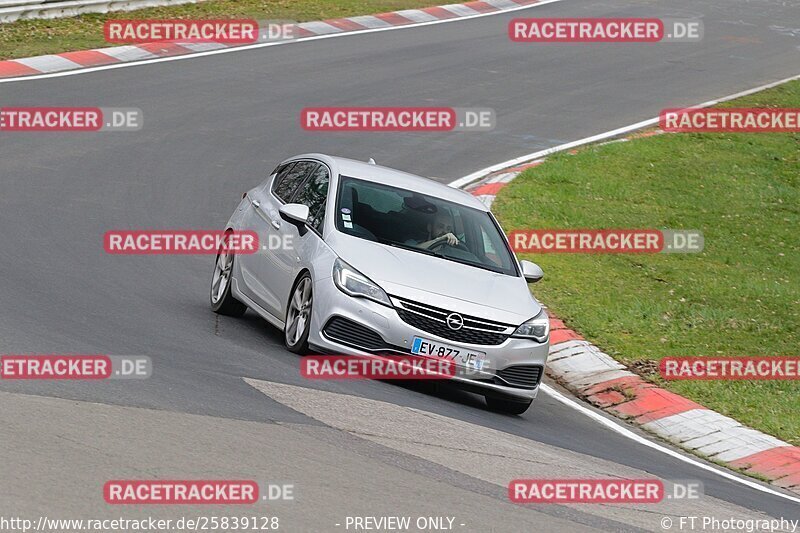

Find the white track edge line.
[
  {"left": 448, "top": 73, "right": 800, "bottom": 189},
  {"left": 541, "top": 384, "right": 800, "bottom": 505},
  {"left": 450, "top": 73, "right": 800, "bottom": 505},
  {"left": 0, "top": 0, "right": 565, "bottom": 84}
]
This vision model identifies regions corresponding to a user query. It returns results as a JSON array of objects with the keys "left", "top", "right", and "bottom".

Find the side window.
[
  {"left": 271, "top": 162, "right": 291, "bottom": 177},
  {"left": 292, "top": 165, "right": 329, "bottom": 233},
  {"left": 272, "top": 161, "right": 317, "bottom": 202},
  {"left": 269, "top": 162, "right": 295, "bottom": 191}
]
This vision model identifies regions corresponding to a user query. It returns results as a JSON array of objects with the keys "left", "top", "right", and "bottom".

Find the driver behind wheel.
[{"left": 409, "top": 212, "right": 460, "bottom": 250}]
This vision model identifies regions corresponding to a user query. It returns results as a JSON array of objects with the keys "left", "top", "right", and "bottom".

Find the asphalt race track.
[{"left": 1, "top": 0, "right": 799, "bottom": 529}]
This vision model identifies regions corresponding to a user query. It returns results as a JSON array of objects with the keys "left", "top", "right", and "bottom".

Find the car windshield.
[{"left": 335, "top": 176, "right": 518, "bottom": 276}]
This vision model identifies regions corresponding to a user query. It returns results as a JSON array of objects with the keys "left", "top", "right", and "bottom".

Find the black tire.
[
  {"left": 285, "top": 273, "right": 313, "bottom": 354},
  {"left": 485, "top": 395, "right": 533, "bottom": 415},
  {"left": 210, "top": 235, "right": 247, "bottom": 317}
]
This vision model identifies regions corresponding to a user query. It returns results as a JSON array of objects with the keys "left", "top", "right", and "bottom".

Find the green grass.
[
  {"left": 493, "top": 81, "right": 800, "bottom": 445},
  {"left": 0, "top": 0, "right": 445, "bottom": 60}
]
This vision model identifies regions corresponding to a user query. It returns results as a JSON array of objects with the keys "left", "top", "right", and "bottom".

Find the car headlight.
[
  {"left": 511, "top": 311, "right": 549, "bottom": 342},
  {"left": 333, "top": 258, "right": 391, "bottom": 307}
]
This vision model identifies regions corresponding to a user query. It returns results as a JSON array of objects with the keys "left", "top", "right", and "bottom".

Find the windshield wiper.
[
  {"left": 380, "top": 239, "right": 440, "bottom": 257},
  {"left": 447, "top": 257, "right": 506, "bottom": 275}
]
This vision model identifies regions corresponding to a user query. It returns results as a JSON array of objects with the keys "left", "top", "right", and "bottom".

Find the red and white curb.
[
  {"left": 0, "top": 0, "right": 541, "bottom": 80},
  {"left": 462, "top": 131, "right": 800, "bottom": 496}
]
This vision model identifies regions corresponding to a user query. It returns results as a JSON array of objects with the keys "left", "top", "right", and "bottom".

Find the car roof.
[{"left": 286, "top": 153, "right": 489, "bottom": 212}]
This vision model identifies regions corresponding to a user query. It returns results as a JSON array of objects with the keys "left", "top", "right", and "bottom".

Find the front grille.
[
  {"left": 496, "top": 365, "right": 543, "bottom": 389},
  {"left": 392, "top": 297, "right": 514, "bottom": 346},
  {"left": 322, "top": 316, "right": 398, "bottom": 352}
]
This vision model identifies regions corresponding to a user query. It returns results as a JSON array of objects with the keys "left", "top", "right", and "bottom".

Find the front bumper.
[{"left": 307, "top": 276, "right": 549, "bottom": 402}]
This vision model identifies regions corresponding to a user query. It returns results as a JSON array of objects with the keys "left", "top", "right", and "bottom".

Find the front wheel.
[
  {"left": 210, "top": 234, "right": 247, "bottom": 317},
  {"left": 485, "top": 395, "right": 533, "bottom": 415},
  {"left": 285, "top": 273, "right": 313, "bottom": 353}
]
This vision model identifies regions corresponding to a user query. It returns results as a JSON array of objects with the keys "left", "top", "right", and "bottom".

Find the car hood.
[{"left": 326, "top": 232, "right": 541, "bottom": 325}]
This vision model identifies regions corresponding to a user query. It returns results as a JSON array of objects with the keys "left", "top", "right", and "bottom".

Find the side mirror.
[
  {"left": 520, "top": 260, "right": 544, "bottom": 283},
  {"left": 279, "top": 203, "right": 309, "bottom": 226},
  {"left": 279, "top": 204, "right": 309, "bottom": 236}
]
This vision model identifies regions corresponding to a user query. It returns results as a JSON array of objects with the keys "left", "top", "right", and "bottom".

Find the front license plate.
[{"left": 411, "top": 337, "right": 486, "bottom": 371}]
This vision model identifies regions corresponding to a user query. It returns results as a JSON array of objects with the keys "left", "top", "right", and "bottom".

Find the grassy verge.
[
  {"left": 493, "top": 81, "right": 800, "bottom": 445},
  {"left": 0, "top": 0, "right": 445, "bottom": 60}
]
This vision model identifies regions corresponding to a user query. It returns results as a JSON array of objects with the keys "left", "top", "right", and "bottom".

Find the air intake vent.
[
  {"left": 496, "top": 365, "right": 543, "bottom": 389},
  {"left": 323, "top": 316, "right": 391, "bottom": 352}
]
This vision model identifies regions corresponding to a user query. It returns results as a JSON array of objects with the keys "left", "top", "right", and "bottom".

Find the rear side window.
[
  {"left": 269, "top": 162, "right": 295, "bottom": 188},
  {"left": 292, "top": 164, "right": 329, "bottom": 233},
  {"left": 273, "top": 161, "right": 318, "bottom": 202}
]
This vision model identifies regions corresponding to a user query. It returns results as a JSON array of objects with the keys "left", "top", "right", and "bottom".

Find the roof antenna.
[{"left": 368, "top": 158, "right": 376, "bottom": 165}]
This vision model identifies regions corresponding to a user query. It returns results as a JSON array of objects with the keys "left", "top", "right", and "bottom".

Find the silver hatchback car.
[{"left": 211, "top": 154, "right": 549, "bottom": 414}]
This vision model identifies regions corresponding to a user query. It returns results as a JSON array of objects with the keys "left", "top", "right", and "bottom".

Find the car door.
[
  {"left": 276, "top": 163, "right": 330, "bottom": 319},
  {"left": 238, "top": 160, "right": 319, "bottom": 318}
]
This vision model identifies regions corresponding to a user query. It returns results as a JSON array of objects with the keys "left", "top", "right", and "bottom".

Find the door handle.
[{"left": 250, "top": 198, "right": 278, "bottom": 228}]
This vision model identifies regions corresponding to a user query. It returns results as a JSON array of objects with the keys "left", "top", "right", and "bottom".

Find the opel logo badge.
[{"left": 446, "top": 313, "right": 464, "bottom": 330}]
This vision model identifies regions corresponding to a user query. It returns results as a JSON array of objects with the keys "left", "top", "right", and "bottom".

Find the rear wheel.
[
  {"left": 285, "top": 273, "right": 313, "bottom": 353},
  {"left": 485, "top": 395, "right": 533, "bottom": 415},
  {"left": 210, "top": 234, "right": 247, "bottom": 317}
]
